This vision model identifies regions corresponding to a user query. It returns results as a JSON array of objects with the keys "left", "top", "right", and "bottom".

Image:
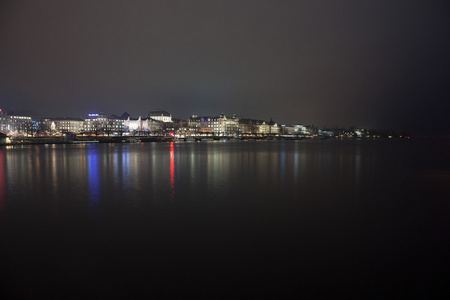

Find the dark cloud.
[{"left": 1, "top": 0, "right": 449, "bottom": 132}]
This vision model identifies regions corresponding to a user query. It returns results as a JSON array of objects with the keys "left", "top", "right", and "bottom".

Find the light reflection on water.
[
  {"left": 0, "top": 140, "right": 399, "bottom": 214},
  {"left": 170, "top": 142, "right": 175, "bottom": 201},
  {"left": 1, "top": 139, "right": 450, "bottom": 298},
  {"left": 87, "top": 145, "right": 100, "bottom": 209}
]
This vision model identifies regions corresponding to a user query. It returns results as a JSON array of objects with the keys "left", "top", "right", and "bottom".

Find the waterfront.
[{"left": 1, "top": 139, "right": 449, "bottom": 297}]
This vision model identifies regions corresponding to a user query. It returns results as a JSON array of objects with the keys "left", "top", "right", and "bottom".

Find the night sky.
[{"left": 1, "top": 0, "right": 449, "bottom": 134}]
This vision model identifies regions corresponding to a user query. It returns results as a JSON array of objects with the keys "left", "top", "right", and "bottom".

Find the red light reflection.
[{"left": 170, "top": 142, "right": 175, "bottom": 201}]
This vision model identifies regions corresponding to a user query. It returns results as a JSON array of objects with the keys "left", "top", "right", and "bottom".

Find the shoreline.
[{"left": 1, "top": 135, "right": 409, "bottom": 146}]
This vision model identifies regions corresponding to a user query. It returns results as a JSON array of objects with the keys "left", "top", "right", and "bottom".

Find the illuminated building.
[
  {"left": 124, "top": 116, "right": 163, "bottom": 134},
  {"left": 239, "top": 118, "right": 279, "bottom": 135},
  {"left": 293, "top": 125, "right": 310, "bottom": 135},
  {"left": 188, "top": 115, "right": 213, "bottom": 133},
  {"left": 189, "top": 113, "right": 239, "bottom": 136},
  {"left": 83, "top": 114, "right": 127, "bottom": 136},
  {"left": 148, "top": 110, "right": 172, "bottom": 123},
  {"left": 280, "top": 125, "right": 295, "bottom": 135},
  {"left": 106, "top": 116, "right": 125, "bottom": 135},
  {"left": 0, "top": 109, "right": 32, "bottom": 137},
  {"left": 84, "top": 113, "right": 108, "bottom": 135},
  {"left": 267, "top": 119, "right": 280, "bottom": 135},
  {"left": 239, "top": 119, "right": 265, "bottom": 135},
  {"left": 44, "top": 117, "right": 84, "bottom": 134}
]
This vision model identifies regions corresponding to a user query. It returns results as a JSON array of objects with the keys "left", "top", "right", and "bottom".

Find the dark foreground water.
[{"left": 1, "top": 139, "right": 449, "bottom": 298}]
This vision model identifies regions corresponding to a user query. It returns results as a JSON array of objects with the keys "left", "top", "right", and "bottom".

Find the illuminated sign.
[{"left": 88, "top": 114, "right": 99, "bottom": 117}]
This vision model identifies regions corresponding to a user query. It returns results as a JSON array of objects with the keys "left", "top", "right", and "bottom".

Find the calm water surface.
[{"left": 1, "top": 140, "right": 449, "bottom": 298}]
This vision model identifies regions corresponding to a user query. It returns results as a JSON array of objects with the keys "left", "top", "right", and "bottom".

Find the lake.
[{"left": 1, "top": 139, "right": 449, "bottom": 298}]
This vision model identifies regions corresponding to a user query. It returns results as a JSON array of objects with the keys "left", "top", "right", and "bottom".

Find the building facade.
[
  {"left": 189, "top": 113, "right": 239, "bottom": 135},
  {"left": 239, "top": 118, "right": 279, "bottom": 135},
  {"left": 0, "top": 110, "right": 32, "bottom": 137},
  {"left": 84, "top": 114, "right": 108, "bottom": 135},
  {"left": 239, "top": 119, "right": 265, "bottom": 135},
  {"left": 124, "top": 117, "right": 163, "bottom": 134},
  {"left": 47, "top": 118, "right": 84, "bottom": 134},
  {"left": 293, "top": 125, "right": 310, "bottom": 135},
  {"left": 148, "top": 110, "right": 172, "bottom": 123}
]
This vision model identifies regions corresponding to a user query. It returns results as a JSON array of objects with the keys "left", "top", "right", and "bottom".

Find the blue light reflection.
[{"left": 87, "top": 146, "right": 101, "bottom": 209}]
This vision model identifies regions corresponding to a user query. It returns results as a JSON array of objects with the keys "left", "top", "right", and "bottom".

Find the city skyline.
[
  {"left": 0, "top": 106, "right": 406, "bottom": 133},
  {"left": 0, "top": 105, "right": 408, "bottom": 141}
]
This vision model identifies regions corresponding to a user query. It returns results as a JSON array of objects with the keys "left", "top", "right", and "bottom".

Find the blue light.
[{"left": 89, "top": 113, "right": 99, "bottom": 117}]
